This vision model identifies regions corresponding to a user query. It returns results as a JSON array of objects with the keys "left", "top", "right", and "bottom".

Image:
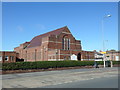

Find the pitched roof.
[{"left": 26, "top": 26, "right": 68, "bottom": 48}]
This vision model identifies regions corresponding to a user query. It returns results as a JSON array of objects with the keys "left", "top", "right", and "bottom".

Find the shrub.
[
  {"left": 2, "top": 61, "right": 120, "bottom": 70},
  {"left": 112, "top": 61, "right": 120, "bottom": 65}
]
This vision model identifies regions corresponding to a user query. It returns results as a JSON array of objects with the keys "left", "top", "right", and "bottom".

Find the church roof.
[{"left": 26, "top": 26, "right": 68, "bottom": 48}]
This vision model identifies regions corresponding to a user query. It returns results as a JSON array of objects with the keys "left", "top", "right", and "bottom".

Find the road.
[
  {"left": 2, "top": 67, "right": 118, "bottom": 88},
  {"left": 41, "top": 75, "right": 118, "bottom": 88}
]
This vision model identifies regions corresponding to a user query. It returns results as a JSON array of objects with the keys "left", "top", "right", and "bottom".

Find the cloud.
[
  {"left": 17, "top": 26, "right": 24, "bottom": 32},
  {"left": 36, "top": 24, "right": 46, "bottom": 30}
]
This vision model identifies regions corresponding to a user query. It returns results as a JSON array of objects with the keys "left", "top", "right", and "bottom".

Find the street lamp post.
[{"left": 102, "top": 14, "right": 111, "bottom": 68}]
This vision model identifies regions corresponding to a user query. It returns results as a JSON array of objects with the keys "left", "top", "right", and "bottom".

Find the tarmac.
[{"left": 2, "top": 67, "right": 118, "bottom": 88}]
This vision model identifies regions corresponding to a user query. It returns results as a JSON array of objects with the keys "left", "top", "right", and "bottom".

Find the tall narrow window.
[
  {"left": 69, "top": 39, "right": 70, "bottom": 50},
  {"left": 68, "top": 39, "right": 70, "bottom": 50},
  {"left": 62, "top": 38, "right": 65, "bottom": 50},
  {"left": 62, "top": 38, "right": 70, "bottom": 50},
  {"left": 65, "top": 38, "right": 68, "bottom": 50},
  {"left": 64, "top": 38, "right": 66, "bottom": 50},
  {"left": 66, "top": 38, "right": 68, "bottom": 50}
]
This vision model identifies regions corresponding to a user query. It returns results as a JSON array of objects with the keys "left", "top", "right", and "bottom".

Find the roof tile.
[{"left": 27, "top": 26, "right": 67, "bottom": 48}]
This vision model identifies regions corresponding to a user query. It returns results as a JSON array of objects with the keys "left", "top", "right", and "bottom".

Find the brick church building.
[{"left": 14, "top": 26, "right": 82, "bottom": 61}]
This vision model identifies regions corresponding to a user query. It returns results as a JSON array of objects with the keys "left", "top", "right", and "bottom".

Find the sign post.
[
  {"left": 100, "top": 52, "right": 106, "bottom": 68},
  {"left": 110, "top": 61, "right": 113, "bottom": 68}
]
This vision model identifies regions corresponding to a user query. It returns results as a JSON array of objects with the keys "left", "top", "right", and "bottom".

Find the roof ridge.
[
  {"left": 36, "top": 26, "right": 67, "bottom": 37},
  {"left": 27, "top": 26, "right": 68, "bottom": 48}
]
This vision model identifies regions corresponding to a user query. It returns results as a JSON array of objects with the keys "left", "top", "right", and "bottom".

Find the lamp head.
[{"left": 107, "top": 15, "right": 111, "bottom": 17}]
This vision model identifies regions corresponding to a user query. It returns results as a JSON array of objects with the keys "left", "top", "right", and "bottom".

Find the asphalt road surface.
[
  {"left": 2, "top": 67, "right": 118, "bottom": 88},
  {"left": 41, "top": 75, "right": 118, "bottom": 88}
]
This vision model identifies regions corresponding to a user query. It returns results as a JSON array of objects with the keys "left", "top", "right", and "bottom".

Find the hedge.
[
  {"left": 2, "top": 61, "right": 120, "bottom": 70},
  {"left": 112, "top": 61, "right": 120, "bottom": 65}
]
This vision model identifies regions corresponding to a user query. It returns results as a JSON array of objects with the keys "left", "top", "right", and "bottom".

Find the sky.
[{"left": 2, "top": 2, "right": 118, "bottom": 51}]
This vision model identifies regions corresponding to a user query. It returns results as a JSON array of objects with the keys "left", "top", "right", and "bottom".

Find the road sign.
[{"left": 100, "top": 52, "right": 106, "bottom": 54}]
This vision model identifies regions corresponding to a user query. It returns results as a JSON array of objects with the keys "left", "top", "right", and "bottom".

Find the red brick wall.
[
  {"left": 14, "top": 27, "right": 82, "bottom": 61},
  {"left": 81, "top": 51, "right": 95, "bottom": 61},
  {"left": 0, "top": 51, "right": 18, "bottom": 63}
]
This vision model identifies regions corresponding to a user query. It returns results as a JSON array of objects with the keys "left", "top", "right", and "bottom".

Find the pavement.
[{"left": 1, "top": 67, "right": 118, "bottom": 88}]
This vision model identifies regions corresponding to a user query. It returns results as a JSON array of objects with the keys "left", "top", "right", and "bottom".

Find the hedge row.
[
  {"left": 2, "top": 61, "right": 120, "bottom": 70},
  {"left": 113, "top": 61, "right": 120, "bottom": 65}
]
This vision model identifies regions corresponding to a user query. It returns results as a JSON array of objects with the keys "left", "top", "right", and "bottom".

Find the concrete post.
[
  {"left": 103, "top": 54, "right": 106, "bottom": 68},
  {"left": 111, "top": 61, "right": 113, "bottom": 68}
]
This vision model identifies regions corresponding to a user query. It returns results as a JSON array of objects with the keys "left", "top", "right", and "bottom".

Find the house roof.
[{"left": 26, "top": 26, "right": 68, "bottom": 48}]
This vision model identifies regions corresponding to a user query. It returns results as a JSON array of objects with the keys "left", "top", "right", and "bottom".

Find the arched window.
[{"left": 62, "top": 37, "right": 70, "bottom": 50}]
